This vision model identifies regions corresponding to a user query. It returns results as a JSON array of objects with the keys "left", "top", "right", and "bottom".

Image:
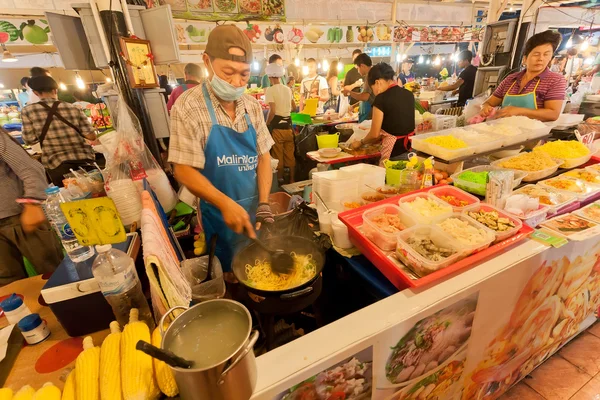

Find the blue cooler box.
[{"left": 41, "top": 233, "right": 137, "bottom": 337}]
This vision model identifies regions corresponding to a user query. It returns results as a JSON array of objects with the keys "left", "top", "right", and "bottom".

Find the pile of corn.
[
  {"left": 424, "top": 135, "right": 468, "bottom": 149},
  {"left": 1, "top": 309, "right": 178, "bottom": 400}
]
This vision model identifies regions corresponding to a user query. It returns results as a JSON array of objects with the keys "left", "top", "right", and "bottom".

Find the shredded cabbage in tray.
[
  {"left": 494, "top": 116, "right": 546, "bottom": 129},
  {"left": 405, "top": 197, "right": 452, "bottom": 217},
  {"left": 437, "top": 217, "right": 489, "bottom": 245}
]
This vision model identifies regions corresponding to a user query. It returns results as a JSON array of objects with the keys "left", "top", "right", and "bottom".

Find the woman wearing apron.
[
  {"left": 480, "top": 30, "right": 566, "bottom": 122},
  {"left": 350, "top": 63, "right": 415, "bottom": 163}
]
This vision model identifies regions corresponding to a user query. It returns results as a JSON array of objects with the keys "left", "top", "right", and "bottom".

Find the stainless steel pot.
[{"left": 159, "top": 300, "right": 259, "bottom": 400}]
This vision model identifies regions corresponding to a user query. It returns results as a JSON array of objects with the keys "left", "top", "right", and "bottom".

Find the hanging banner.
[
  {"left": 174, "top": 21, "right": 476, "bottom": 46},
  {"left": 393, "top": 26, "right": 483, "bottom": 43},
  {"left": 151, "top": 0, "right": 285, "bottom": 21},
  {"left": 0, "top": 18, "right": 50, "bottom": 45},
  {"left": 264, "top": 235, "right": 600, "bottom": 399}
]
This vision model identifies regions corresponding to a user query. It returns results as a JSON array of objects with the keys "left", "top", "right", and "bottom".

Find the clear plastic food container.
[
  {"left": 490, "top": 156, "right": 563, "bottom": 182},
  {"left": 513, "top": 184, "right": 577, "bottom": 211},
  {"left": 561, "top": 168, "right": 600, "bottom": 184},
  {"left": 504, "top": 204, "right": 550, "bottom": 228},
  {"left": 410, "top": 129, "right": 475, "bottom": 161},
  {"left": 436, "top": 214, "right": 495, "bottom": 256},
  {"left": 398, "top": 192, "right": 453, "bottom": 224},
  {"left": 376, "top": 185, "right": 401, "bottom": 198},
  {"left": 462, "top": 203, "right": 522, "bottom": 243},
  {"left": 470, "top": 122, "right": 523, "bottom": 146},
  {"left": 455, "top": 131, "right": 504, "bottom": 154},
  {"left": 362, "top": 204, "right": 416, "bottom": 251},
  {"left": 360, "top": 191, "right": 386, "bottom": 204},
  {"left": 340, "top": 196, "right": 366, "bottom": 211},
  {"left": 450, "top": 166, "right": 527, "bottom": 197},
  {"left": 538, "top": 177, "right": 600, "bottom": 201},
  {"left": 429, "top": 186, "right": 480, "bottom": 212},
  {"left": 396, "top": 225, "right": 464, "bottom": 277},
  {"left": 574, "top": 202, "right": 600, "bottom": 224}
]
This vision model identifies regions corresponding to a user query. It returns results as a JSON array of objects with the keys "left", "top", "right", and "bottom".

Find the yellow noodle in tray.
[
  {"left": 424, "top": 135, "right": 468, "bottom": 149},
  {"left": 533, "top": 140, "right": 590, "bottom": 159},
  {"left": 244, "top": 252, "right": 317, "bottom": 291},
  {"left": 497, "top": 151, "right": 557, "bottom": 171}
]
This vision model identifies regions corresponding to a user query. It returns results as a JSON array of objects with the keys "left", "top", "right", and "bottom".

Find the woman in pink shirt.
[{"left": 480, "top": 30, "right": 566, "bottom": 122}]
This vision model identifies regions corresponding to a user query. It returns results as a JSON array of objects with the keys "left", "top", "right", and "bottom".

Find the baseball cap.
[
  {"left": 404, "top": 58, "right": 415, "bottom": 63},
  {"left": 205, "top": 25, "right": 253, "bottom": 64},
  {"left": 28, "top": 75, "right": 58, "bottom": 92}
]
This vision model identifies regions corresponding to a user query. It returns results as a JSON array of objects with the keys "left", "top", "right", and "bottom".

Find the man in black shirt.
[
  {"left": 438, "top": 50, "right": 477, "bottom": 106},
  {"left": 343, "top": 49, "right": 363, "bottom": 105}
]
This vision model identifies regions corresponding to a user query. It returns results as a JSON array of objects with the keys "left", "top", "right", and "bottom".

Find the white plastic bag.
[{"left": 338, "top": 94, "right": 350, "bottom": 116}]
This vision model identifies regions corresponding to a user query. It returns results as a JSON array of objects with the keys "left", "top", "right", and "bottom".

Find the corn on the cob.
[
  {"left": 121, "top": 309, "right": 159, "bottom": 400},
  {"left": 13, "top": 386, "right": 34, "bottom": 400},
  {"left": 151, "top": 327, "right": 178, "bottom": 397},
  {"left": 61, "top": 371, "right": 75, "bottom": 400},
  {"left": 75, "top": 336, "right": 100, "bottom": 400},
  {"left": 100, "top": 321, "right": 122, "bottom": 400},
  {"left": 0, "top": 388, "right": 13, "bottom": 400},
  {"left": 33, "top": 383, "right": 61, "bottom": 400}
]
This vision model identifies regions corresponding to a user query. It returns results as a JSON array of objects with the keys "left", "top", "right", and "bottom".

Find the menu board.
[{"left": 158, "top": 0, "right": 285, "bottom": 21}]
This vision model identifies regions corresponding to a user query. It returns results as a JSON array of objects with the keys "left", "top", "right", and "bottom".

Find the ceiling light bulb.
[
  {"left": 418, "top": 55, "right": 424, "bottom": 64},
  {"left": 76, "top": 76, "right": 85, "bottom": 89},
  {"left": 59, "top": 82, "right": 67, "bottom": 91},
  {"left": 106, "top": 77, "right": 112, "bottom": 83},
  {"left": 0, "top": 83, "right": 4, "bottom": 88},
  {"left": 253, "top": 61, "right": 260, "bottom": 71},
  {"left": 294, "top": 57, "right": 300, "bottom": 66},
  {"left": 434, "top": 55, "right": 441, "bottom": 65},
  {"left": 318, "top": 63, "right": 321, "bottom": 69},
  {"left": 337, "top": 62, "right": 343, "bottom": 72},
  {"left": 566, "top": 37, "right": 573, "bottom": 48},
  {"left": 426, "top": 59, "right": 431, "bottom": 65},
  {"left": 509, "top": 6, "right": 513, "bottom": 11},
  {"left": 302, "top": 65, "right": 309, "bottom": 76},
  {"left": 580, "top": 39, "right": 589, "bottom": 51},
  {"left": 322, "top": 60, "right": 329, "bottom": 71}
]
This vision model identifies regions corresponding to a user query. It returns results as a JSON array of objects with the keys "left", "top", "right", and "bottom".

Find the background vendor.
[
  {"left": 480, "top": 30, "right": 566, "bottom": 122},
  {"left": 169, "top": 25, "right": 275, "bottom": 270},
  {"left": 343, "top": 53, "right": 375, "bottom": 122},
  {"left": 437, "top": 50, "right": 477, "bottom": 107},
  {"left": 351, "top": 63, "right": 415, "bottom": 162},
  {"left": 300, "top": 58, "right": 329, "bottom": 115},
  {"left": 397, "top": 58, "right": 415, "bottom": 86},
  {"left": 265, "top": 63, "right": 296, "bottom": 183}
]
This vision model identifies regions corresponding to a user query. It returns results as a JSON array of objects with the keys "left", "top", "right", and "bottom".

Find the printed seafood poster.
[
  {"left": 366, "top": 236, "right": 600, "bottom": 400},
  {"left": 275, "top": 346, "right": 373, "bottom": 399},
  {"left": 372, "top": 293, "right": 478, "bottom": 400}
]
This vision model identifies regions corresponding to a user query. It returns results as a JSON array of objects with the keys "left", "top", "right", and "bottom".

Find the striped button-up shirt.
[
  {"left": 21, "top": 98, "right": 95, "bottom": 169},
  {"left": 493, "top": 68, "right": 566, "bottom": 107},
  {"left": 0, "top": 132, "right": 48, "bottom": 220},
  {"left": 168, "top": 81, "right": 274, "bottom": 170}
]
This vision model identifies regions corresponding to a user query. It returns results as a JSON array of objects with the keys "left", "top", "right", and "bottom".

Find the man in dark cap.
[
  {"left": 168, "top": 24, "right": 274, "bottom": 270},
  {"left": 21, "top": 75, "right": 97, "bottom": 186}
]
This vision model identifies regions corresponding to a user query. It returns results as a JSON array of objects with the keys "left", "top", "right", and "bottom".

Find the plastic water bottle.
[
  {"left": 92, "top": 245, "right": 154, "bottom": 328},
  {"left": 44, "top": 186, "right": 94, "bottom": 263}
]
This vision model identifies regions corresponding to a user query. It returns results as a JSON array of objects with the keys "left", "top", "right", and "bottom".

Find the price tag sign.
[{"left": 60, "top": 197, "right": 127, "bottom": 246}]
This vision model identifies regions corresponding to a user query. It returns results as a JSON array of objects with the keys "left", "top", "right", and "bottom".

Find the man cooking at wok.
[{"left": 169, "top": 25, "right": 275, "bottom": 270}]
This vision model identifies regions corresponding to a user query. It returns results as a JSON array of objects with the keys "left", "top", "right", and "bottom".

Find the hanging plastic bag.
[
  {"left": 101, "top": 95, "right": 177, "bottom": 213},
  {"left": 338, "top": 94, "right": 350, "bottom": 117}
]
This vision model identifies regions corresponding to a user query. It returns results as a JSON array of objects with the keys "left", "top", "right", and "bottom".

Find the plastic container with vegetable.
[
  {"left": 436, "top": 214, "right": 495, "bottom": 256},
  {"left": 429, "top": 186, "right": 480, "bottom": 212},
  {"left": 462, "top": 203, "right": 522, "bottom": 242}
]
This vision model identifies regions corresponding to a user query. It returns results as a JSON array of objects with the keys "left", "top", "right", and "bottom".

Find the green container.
[{"left": 291, "top": 113, "right": 312, "bottom": 125}]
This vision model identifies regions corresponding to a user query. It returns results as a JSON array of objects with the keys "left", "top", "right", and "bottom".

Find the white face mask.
[{"left": 207, "top": 59, "right": 246, "bottom": 101}]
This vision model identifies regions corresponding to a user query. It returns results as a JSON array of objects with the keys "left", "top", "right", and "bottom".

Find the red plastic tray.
[{"left": 338, "top": 186, "right": 534, "bottom": 289}]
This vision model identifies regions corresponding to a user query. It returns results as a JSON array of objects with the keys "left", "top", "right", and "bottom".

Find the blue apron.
[
  {"left": 199, "top": 84, "right": 259, "bottom": 271},
  {"left": 501, "top": 79, "right": 540, "bottom": 109}
]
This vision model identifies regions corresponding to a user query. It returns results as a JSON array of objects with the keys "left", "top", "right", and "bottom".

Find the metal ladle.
[{"left": 251, "top": 237, "right": 294, "bottom": 275}]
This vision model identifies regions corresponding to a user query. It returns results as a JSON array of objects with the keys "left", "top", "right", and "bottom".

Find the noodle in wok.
[{"left": 244, "top": 252, "right": 317, "bottom": 291}]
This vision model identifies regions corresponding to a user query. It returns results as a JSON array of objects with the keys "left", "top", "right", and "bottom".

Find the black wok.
[{"left": 231, "top": 236, "right": 325, "bottom": 297}]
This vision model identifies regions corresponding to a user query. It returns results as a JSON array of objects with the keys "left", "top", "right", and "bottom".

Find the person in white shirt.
[
  {"left": 300, "top": 58, "right": 329, "bottom": 114},
  {"left": 265, "top": 63, "right": 296, "bottom": 183}
]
